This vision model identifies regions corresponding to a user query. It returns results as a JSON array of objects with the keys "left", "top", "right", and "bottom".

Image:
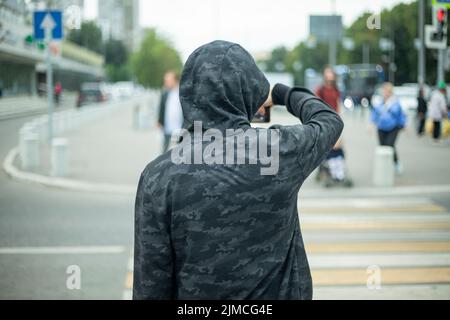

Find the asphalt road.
[
  {"left": 0, "top": 114, "right": 134, "bottom": 300},
  {"left": 1, "top": 106, "right": 449, "bottom": 300}
]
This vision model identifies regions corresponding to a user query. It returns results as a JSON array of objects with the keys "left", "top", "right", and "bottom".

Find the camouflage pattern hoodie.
[{"left": 133, "top": 40, "right": 344, "bottom": 300}]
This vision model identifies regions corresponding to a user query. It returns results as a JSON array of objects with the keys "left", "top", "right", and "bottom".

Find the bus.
[{"left": 338, "top": 64, "right": 385, "bottom": 108}]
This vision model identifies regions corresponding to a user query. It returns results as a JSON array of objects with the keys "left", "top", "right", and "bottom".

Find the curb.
[
  {"left": 0, "top": 108, "right": 48, "bottom": 121},
  {"left": 3, "top": 147, "right": 136, "bottom": 195},
  {"left": 4, "top": 146, "right": 450, "bottom": 197}
]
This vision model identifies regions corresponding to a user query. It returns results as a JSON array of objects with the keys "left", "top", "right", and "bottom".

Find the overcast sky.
[{"left": 85, "top": 0, "right": 414, "bottom": 60}]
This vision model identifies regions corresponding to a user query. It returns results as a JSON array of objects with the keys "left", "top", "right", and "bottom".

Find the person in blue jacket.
[{"left": 371, "top": 82, "right": 406, "bottom": 173}]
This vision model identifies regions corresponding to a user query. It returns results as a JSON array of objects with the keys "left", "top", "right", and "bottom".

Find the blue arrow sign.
[{"left": 33, "top": 11, "right": 63, "bottom": 41}]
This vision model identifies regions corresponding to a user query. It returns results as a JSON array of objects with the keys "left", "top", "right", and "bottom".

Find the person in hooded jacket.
[{"left": 133, "top": 40, "right": 344, "bottom": 300}]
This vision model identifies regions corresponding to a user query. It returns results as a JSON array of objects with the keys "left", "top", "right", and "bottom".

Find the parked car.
[
  {"left": 76, "top": 82, "right": 109, "bottom": 107},
  {"left": 115, "top": 82, "right": 139, "bottom": 99}
]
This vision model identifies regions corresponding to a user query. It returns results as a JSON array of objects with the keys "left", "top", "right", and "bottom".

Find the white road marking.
[
  {"left": 299, "top": 197, "right": 440, "bottom": 208},
  {"left": 309, "top": 253, "right": 450, "bottom": 269},
  {"left": 123, "top": 252, "right": 134, "bottom": 300},
  {"left": 127, "top": 254, "right": 134, "bottom": 272},
  {"left": 0, "top": 246, "right": 127, "bottom": 255}
]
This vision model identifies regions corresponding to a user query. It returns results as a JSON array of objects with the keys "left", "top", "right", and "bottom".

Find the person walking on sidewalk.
[
  {"left": 133, "top": 40, "right": 344, "bottom": 300},
  {"left": 370, "top": 82, "right": 406, "bottom": 174},
  {"left": 315, "top": 66, "right": 340, "bottom": 113},
  {"left": 417, "top": 87, "right": 427, "bottom": 136},
  {"left": 54, "top": 82, "right": 62, "bottom": 106},
  {"left": 157, "top": 71, "right": 183, "bottom": 153},
  {"left": 428, "top": 81, "right": 448, "bottom": 143}
]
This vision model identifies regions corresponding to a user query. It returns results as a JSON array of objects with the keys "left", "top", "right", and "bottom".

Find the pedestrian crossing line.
[
  {"left": 299, "top": 205, "right": 447, "bottom": 214},
  {"left": 0, "top": 246, "right": 127, "bottom": 255},
  {"left": 312, "top": 267, "right": 450, "bottom": 286},
  {"left": 125, "top": 272, "right": 133, "bottom": 290},
  {"left": 302, "top": 221, "right": 450, "bottom": 231},
  {"left": 299, "top": 198, "right": 438, "bottom": 207},
  {"left": 305, "top": 241, "right": 450, "bottom": 254},
  {"left": 122, "top": 252, "right": 134, "bottom": 300}
]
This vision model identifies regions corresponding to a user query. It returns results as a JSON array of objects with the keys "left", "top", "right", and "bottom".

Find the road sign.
[
  {"left": 425, "top": 25, "right": 447, "bottom": 49},
  {"left": 433, "top": 0, "right": 450, "bottom": 9},
  {"left": 33, "top": 11, "right": 63, "bottom": 41},
  {"left": 309, "top": 15, "right": 343, "bottom": 42},
  {"left": 33, "top": 10, "right": 62, "bottom": 144}
]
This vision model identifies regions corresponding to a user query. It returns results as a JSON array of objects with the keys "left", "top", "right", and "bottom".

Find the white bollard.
[
  {"left": 73, "top": 111, "right": 81, "bottom": 129},
  {"left": 139, "top": 107, "right": 150, "bottom": 129},
  {"left": 51, "top": 138, "right": 69, "bottom": 177},
  {"left": 133, "top": 105, "right": 140, "bottom": 130},
  {"left": 66, "top": 111, "right": 74, "bottom": 131},
  {"left": 19, "top": 128, "right": 40, "bottom": 170},
  {"left": 36, "top": 118, "right": 48, "bottom": 142},
  {"left": 373, "top": 146, "right": 395, "bottom": 187},
  {"left": 53, "top": 113, "right": 61, "bottom": 135}
]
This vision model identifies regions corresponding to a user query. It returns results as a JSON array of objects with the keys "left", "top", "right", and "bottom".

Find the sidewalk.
[
  {"left": 0, "top": 94, "right": 76, "bottom": 120},
  {"left": 10, "top": 105, "right": 450, "bottom": 191},
  {"left": 304, "top": 109, "right": 450, "bottom": 190}
]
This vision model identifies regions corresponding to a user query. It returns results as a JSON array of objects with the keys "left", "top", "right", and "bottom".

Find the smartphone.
[{"left": 251, "top": 106, "right": 271, "bottom": 123}]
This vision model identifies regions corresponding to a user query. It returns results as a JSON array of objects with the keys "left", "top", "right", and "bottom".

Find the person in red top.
[
  {"left": 315, "top": 66, "right": 340, "bottom": 113},
  {"left": 315, "top": 66, "right": 353, "bottom": 187},
  {"left": 54, "top": 82, "right": 62, "bottom": 106}
]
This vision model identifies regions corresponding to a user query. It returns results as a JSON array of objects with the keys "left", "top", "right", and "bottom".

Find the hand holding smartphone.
[{"left": 251, "top": 87, "right": 273, "bottom": 123}]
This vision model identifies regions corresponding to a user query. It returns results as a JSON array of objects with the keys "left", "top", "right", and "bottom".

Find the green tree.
[
  {"left": 67, "top": 21, "right": 104, "bottom": 54},
  {"left": 104, "top": 39, "right": 128, "bottom": 65},
  {"left": 339, "top": 0, "right": 448, "bottom": 85},
  {"left": 339, "top": 4, "right": 419, "bottom": 85},
  {"left": 261, "top": 1, "right": 450, "bottom": 86},
  {"left": 130, "top": 29, "right": 182, "bottom": 88},
  {"left": 286, "top": 42, "right": 330, "bottom": 85},
  {"left": 263, "top": 46, "right": 289, "bottom": 72},
  {"left": 104, "top": 39, "right": 130, "bottom": 81}
]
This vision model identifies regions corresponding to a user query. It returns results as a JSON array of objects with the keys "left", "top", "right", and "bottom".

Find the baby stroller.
[{"left": 316, "top": 140, "right": 353, "bottom": 188}]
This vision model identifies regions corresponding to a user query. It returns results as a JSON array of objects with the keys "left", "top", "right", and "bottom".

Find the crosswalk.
[
  {"left": 300, "top": 196, "right": 450, "bottom": 299},
  {"left": 123, "top": 196, "right": 450, "bottom": 300}
]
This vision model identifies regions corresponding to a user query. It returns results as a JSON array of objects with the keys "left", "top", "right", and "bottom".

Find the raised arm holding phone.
[{"left": 134, "top": 40, "right": 344, "bottom": 300}]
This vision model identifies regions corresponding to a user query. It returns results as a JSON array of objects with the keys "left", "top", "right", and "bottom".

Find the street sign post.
[
  {"left": 427, "top": 5, "right": 449, "bottom": 85},
  {"left": 33, "top": 11, "right": 63, "bottom": 144},
  {"left": 309, "top": 15, "right": 343, "bottom": 66},
  {"left": 425, "top": 24, "right": 447, "bottom": 49},
  {"left": 33, "top": 11, "right": 63, "bottom": 41}
]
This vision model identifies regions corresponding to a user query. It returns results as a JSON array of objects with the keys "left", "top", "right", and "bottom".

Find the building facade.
[
  {"left": 0, "top": 0, "right": 39, "bottom": 96},
  {"left": 0, "top": 0, "right": 103, "bottom": 97},
  {"left": 98, "top": 0, "right": 140, "bottom": 51}
]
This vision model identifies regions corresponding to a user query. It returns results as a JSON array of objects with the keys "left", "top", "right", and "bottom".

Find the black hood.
[{"left": 179, "top": 40, "right": 270, "bottom": 132}]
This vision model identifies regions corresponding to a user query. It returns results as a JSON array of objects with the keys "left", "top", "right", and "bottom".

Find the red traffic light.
[{"left": 437, "top": 8, "right": 446, "bottom": 23}]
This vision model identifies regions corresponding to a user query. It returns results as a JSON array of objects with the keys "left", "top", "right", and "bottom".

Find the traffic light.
[
  {"left": 434, "top": 7, "right": 448, "bottom": 41},
  {"left": 426, "top": 6, "right": 448, "bottom": 49}
]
